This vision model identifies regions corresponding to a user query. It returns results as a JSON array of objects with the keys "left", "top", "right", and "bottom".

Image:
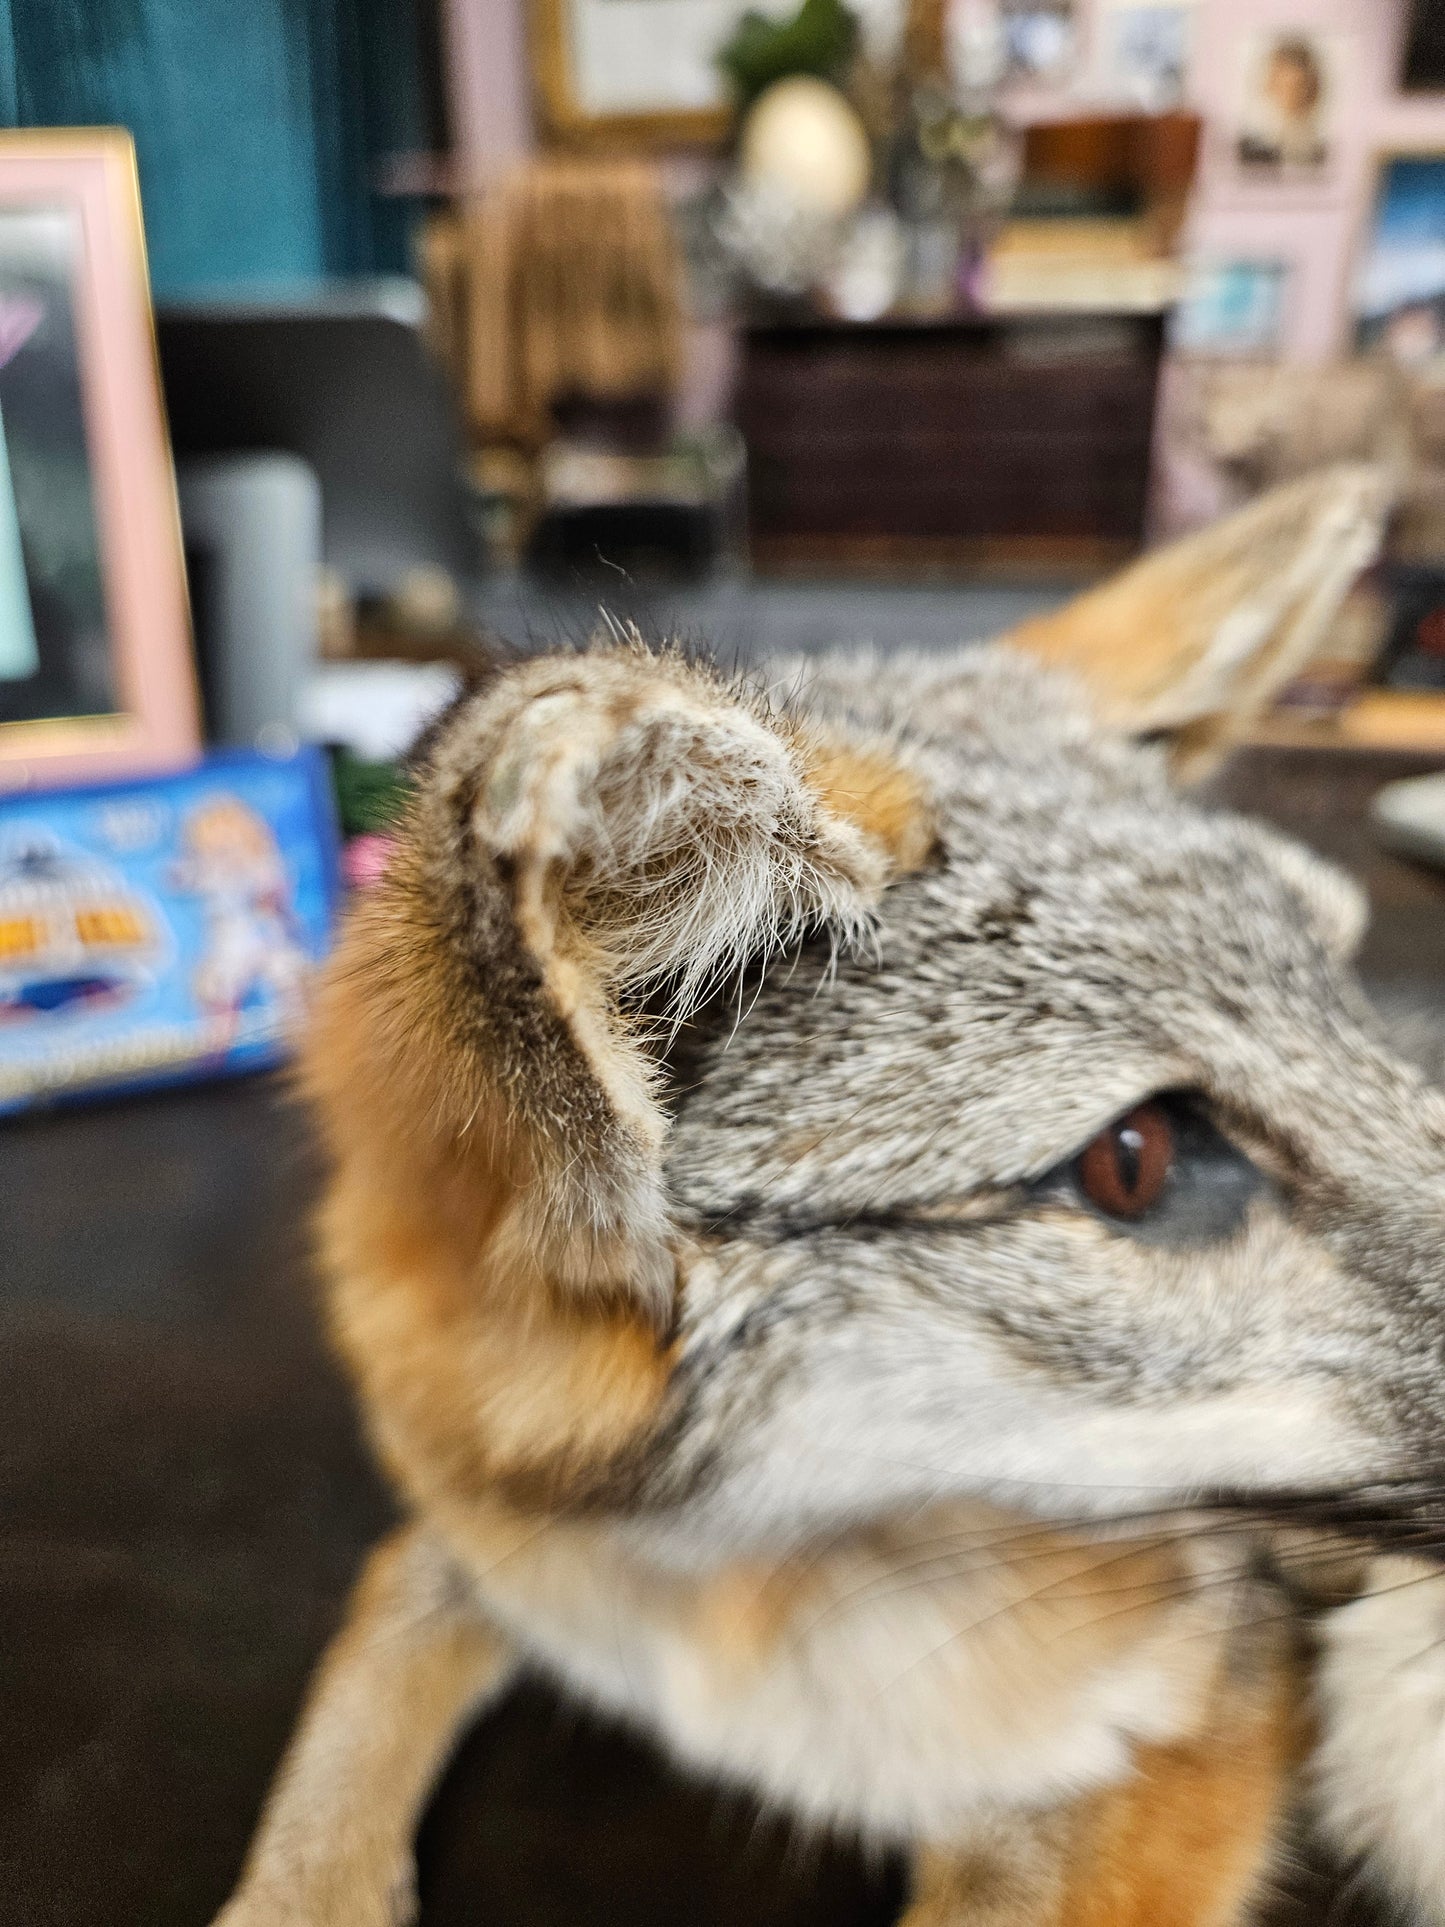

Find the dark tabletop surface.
[{"left": 4, "top": 745, "right": 1444, "bottom": 1927}]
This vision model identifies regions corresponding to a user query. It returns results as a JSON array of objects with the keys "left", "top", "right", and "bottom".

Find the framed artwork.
[
  {"left": 0, "top": 131, "right": 198, "bottom": 790},
  {"left": 1402, "top": 0, "right": 1445, "bottom": 93},
  {"left": 1354, "top": 153, "right": 1445, "bottom": 365},
  {"left": 1233, "top": 28, "right": 1339, "bottom": 183},
  {"left": 530, "top": 0, "right": 773, "bottom": 146},
  {"left": 1171, "top": 259, "right": 1288, "bottom": 357},
  {"left": 1097, "top": 2, "right": 1192, "bottom": 111},
  {"left": 1000, "top": 2, "right": 1077, "bottom": 81}
]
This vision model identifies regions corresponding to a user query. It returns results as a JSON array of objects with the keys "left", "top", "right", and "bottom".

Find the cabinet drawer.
[
  {"left": 749, "top": 437, "right": 1150, "bottom": 540},
  {"left": 736, "top": 322, "right": 1162, "bottom": 549},
  {"left": 738, "top": 349, "right": 1155, "bottom": 442}
]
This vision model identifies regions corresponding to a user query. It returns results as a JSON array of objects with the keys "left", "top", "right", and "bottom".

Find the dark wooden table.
[{"left": 4, "top": 746, "right": 1443, "bottom": 1927}]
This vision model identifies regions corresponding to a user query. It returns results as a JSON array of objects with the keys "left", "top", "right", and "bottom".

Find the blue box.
[{"left": 0, "top": 748, "right": 339, "bottom": 1114}]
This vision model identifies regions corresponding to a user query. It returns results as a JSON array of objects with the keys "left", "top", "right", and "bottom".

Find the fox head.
[{"left": 309, "top": 466, "right": 1445, "bottom": 1564}]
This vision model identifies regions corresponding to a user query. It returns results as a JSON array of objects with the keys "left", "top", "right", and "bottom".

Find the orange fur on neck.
[{"left": 302, "top": 865, "right": 673, "bottom": 1515}]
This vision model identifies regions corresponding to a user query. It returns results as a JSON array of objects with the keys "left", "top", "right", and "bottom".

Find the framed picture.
[
  {"left": 0, "top": 131, "right": 198, "bottom": 791},
  {"left": 0, "top": 746, "right": 338, "bottom": 1114},
  {"left": 1354, "top": 153, "right": 1445, "bottom": 365},
  {"left": 1402, "top": 0, "right": 1445, "bottom": 93},
  {"left": 1171, "top": 259, "right": 1288, "bottom": 357},
  {"left": 1000, "top": 2, "right": 1077, "bottom": 81},
  {"left": 1097, "top": 2, "right": 1192, "bottom": 111},
  {"left": 1233, "top": 29, "right": 1339, "bottom": 182},
  {"left": 530, "top": 0, "right": 767, "bottom": 147}
]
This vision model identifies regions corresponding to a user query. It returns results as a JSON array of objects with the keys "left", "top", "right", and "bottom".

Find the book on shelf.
[{"left": 982, "top": 218, "right": 1183, "bottom": 313}]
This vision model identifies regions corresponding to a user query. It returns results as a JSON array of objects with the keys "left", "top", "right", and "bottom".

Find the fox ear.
[
  {"left": 1246, "top": 827, "right": 1368, "bottom": 963},
  {"left": 465, "top": 647, "right": 923, "bottom": 1019},
  {"left": 1003, "top": 465, "right": 1393, "bottom": 777},
  {"left": 358, "top": 646, "right": 932, "bottom": 1303}
]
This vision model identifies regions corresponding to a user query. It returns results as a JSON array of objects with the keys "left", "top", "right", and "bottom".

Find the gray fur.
[
  {"left": 259, "top": 637, "right": 1445, "bottom": 1923},
  {"left": 604, "top": 645, "right": 1445, "bottom": 1554}
]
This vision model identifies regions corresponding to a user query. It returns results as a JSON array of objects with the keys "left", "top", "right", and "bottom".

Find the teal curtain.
[
  {"left": 0, "top": 6, "right": 18, "bottom": 127},
  {"left": 0, "top": 0, "right": 432, "bottom": 296}
]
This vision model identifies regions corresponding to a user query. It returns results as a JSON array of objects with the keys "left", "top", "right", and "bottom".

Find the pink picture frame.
[{"left": 0, "top": 130, "right": 199, "bottom": 789}]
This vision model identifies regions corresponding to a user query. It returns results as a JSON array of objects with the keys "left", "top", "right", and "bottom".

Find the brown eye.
[{"left": 1075, "top": 1102, "right": 1175, "bottom": 1220}]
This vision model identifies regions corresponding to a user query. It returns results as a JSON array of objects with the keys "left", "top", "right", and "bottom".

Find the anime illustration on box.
[
  {"left": 174, "top": 796, "right": 310, "bottom": 1031},
  {"left": 0, "top": 748, "right": 337, "bottom": 1113},
  {"left": 0, "top": 836, "right": 161, "bottom": 1020}
]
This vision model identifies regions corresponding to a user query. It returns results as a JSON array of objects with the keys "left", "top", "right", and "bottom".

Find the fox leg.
[
  {"left": 903, "top": 1822, "right": 1069, "bottom": 1925},
  {"left": 904, "top": 1648, "right": 1300, "bottom": 1927},
  {"left": 212, "top": 1523, "right": 516, "bottom": 1927}
]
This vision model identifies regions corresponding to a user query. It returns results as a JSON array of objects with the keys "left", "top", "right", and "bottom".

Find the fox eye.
[
  {"left": 1075, "top": 1102, "right": 1174, "bottom": 1219},
  {"left": 1048, "top": 1092, "right": 1263, "bottom": 1246}
]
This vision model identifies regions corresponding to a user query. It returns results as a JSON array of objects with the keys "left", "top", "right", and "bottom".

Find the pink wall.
[
  {"left": 993, "top": 0, "right": 1445, "bottom": 361},
  {"left": 1182, "top": 0, "right": 1445, "bottom": 361},
  {"left": 443, "top": 0, "right": 1445, "bottom": 362},
  {"left": 443, "top": 0, "right": 534, "bottom": 183}
]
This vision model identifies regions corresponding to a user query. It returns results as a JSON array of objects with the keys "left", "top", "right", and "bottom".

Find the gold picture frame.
[{"left": 529, "top": 0, "right": 736, "bottom": 149}]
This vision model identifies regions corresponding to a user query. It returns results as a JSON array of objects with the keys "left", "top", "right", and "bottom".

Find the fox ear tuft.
[{"left": 468, "top": 650, "right": 901, "bottom": 1021}]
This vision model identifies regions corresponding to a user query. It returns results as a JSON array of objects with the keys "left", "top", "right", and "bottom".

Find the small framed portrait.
[
  {"left": 1234, "top": 29, "right": 1337, "bottom": 180},
  {"left": 0, "top": 131, "right": 197, "bottom": 790},
  {"left": 1171, "top": 259, "right": 1289, "bottom": 357},
  {"left": 1097, "top": 2, "right": 1193, "bottom": 112},
  {"left": 1000, "top": 1, "right": 1077, "bottom": 82},
  {"left": 1355, "top": 153, "right": 1445, "bottom": 366}
]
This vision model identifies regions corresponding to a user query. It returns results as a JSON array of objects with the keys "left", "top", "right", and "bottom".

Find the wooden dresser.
[{"left": 735, "top": 311, "right": 1166, "bottom": 573}]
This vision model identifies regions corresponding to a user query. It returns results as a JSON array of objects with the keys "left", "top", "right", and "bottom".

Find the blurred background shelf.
[
  {"left": 1252, "top": 688, "right": 1445, "bottom": 753},
  {"left": 737, "top": 311, "right": 1164, "bottom": 569}
]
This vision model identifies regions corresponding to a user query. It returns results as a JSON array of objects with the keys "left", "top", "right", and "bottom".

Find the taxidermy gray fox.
[{"left": 215, "top": 466, "right": 1445, "bottom": 1926}]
